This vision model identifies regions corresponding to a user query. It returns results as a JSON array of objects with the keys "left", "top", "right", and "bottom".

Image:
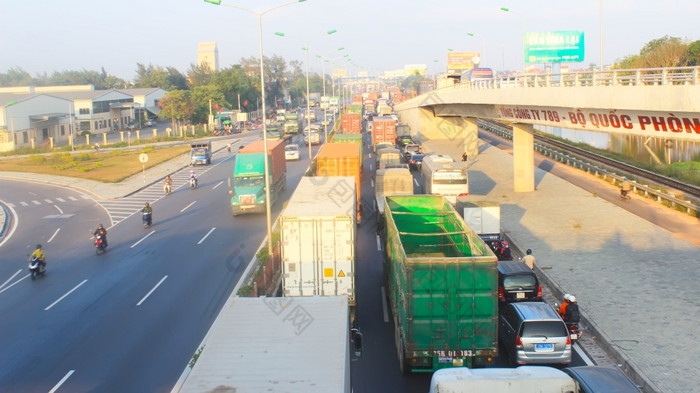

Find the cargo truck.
[
  {"left": 178, "top": 296, "right": 353, "bottom": 393},
  {"left": 190, "top": 141, "right": 212, "bottom": 166},
  {"left": 372, "top": 116, "right": 397, "bottom": 152},
  {"left": 374, "top": 167, "right": 413, "bottom": 222},
  {"left": 316, "top": 143, "right": 362, "bottom": 224},
  {"left": 284, "top": 113, "right": 300, "bottom": 134},
  {"left": 229, "top": 140, "right": 286, "bottom": 215},
  {"left": 341, "top": 113, "right": 362, "bottom": 134},
  {"left": 330, "top": 133, "right": 363, "bottom": 167},
  {"left": 280, "top": 176, "right": 357, "bottom": 324},
  {"left": 456, "top": 200, "right": 502, "bottom": 243},
  {"left": 383, "top": 195, "right": 499, "bottom": 374},
  {"left": 429, "top": 366, "right": 577, "bottom": 393}
]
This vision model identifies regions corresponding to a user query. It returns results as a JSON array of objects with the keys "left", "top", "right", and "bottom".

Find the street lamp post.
[
  {"left": 316, "top": 46, "right": 343, "bottom": 139},
  {"left": 275, "top": 29, "right": 336, "bottom": 159},
  {"left": 500, "top": 7, "right": 525, "bottom": 72},
  {"left": 204, "top": 0, "right": 306, "bottom": 267},
  {"left": 467, "top": 33, "right": 486, "bottom": 68}
]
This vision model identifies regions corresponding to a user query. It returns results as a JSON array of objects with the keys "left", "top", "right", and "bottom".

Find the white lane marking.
[
  {"left": 53, "top": 204, "right": 64, "bottom": 214},
  {"left": 414, "top": 178, "right": 419, "bottom": 187},
  {"left": 180, "top": 201, "right": 196, "bottom": 213},
  {"left": 44, "top": 199, "right": 53, "bottom": 204},
  {"left": 381, "top": 286, "right": 389, "bottom": 323},
  {"left": 68, "top": 196, "right": 78, "bottom": 201},
  {"left": 136, "top": 275, "right": 168, "bottom": 306},
  {"left": 20, "top": 201, "right": 28, "bottom": 206},
  {"left": 7, "top": 202, "right": 15, "bottom": 208},
  {"left": 0, "top": 274, "right": 29, "bottom": 294},
  {"left": 32, "top": 200, "right": 41, "bottom": 205},
  {"left": 198, "top": 227, "right": 216, "bottom": 245},
  {"left": 371, "top": 179, "right": 374, "bottom": 188},
  {"left": 574, "top": 342, "right": 594, "bottom": 366},
  {"left": 213, "top": 181, "right": 224, "bottom": 190},
  {"left": 376, "top": 235, "right": 381, "bottom": 251},
  {"left": 0, "top": 269, "right": 22, "bottom": 291},
  {"left": 369, "top": 164, "right": 373, "bottom": 171},
  {"left": 80, "top": 195, "right": 90, "bottom": 200},
  {"left": 47, "top": 228, "right": 61, "bottom": 243},
  {"left": 369, "top": 153, "right": 372, "bottom": 159},
  {"left": 56, "top": 197, "right": 66, "bottom": 202},
  {"left": 49, "top": 370, "right": 75, "bottom": 393},
  {"left": 130, "top": 230, "right": 155, "bottom": 248},
  {"left": 0, "top": 201, "right": 19, "bottom": 249},
  {"left": 45, "top": 280, "right": 88, "bottom": 311}
]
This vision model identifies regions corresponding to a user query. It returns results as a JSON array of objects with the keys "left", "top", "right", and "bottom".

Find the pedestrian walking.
[
  {"left": 461, "top": 152, "right": 468, "bottom": 165},
  {"left": 521, "top": 249, "right": 536, "bottom": 269}
]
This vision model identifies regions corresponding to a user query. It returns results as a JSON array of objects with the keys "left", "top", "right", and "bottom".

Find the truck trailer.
[
  {"left": 429, "top": 366, "right": 577, "bottom": 393},
  {"left": 372, "top": 116, "right": 396, "bottom": 152},
  {"left": 383, "top": 195, "right": 499, "bottom": 374},
  {"left": 341, "top": 113, "right": 362, "bottom": 134},
  {"left": 177, "top": 296, "right": 351, "bottom": 393},
  {"left": 316, "top": 143, "right": 362, "bottom": 224},
  {"left": 230, "top": 140, "right": 286, "bottom": 215},
  {"left": 280, "top": 176, "right": 357, "bottom": 324}
]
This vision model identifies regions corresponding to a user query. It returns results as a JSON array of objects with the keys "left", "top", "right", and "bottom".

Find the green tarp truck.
[{"left": 383, "top": 195, "right": 499, "bottom": 374}]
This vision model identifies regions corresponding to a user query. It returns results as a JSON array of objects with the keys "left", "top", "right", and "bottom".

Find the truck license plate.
[{"left": 535, "top": 343, "right": 554, "bottom": 352}]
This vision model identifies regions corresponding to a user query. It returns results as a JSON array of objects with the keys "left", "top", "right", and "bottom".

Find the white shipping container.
[
  {"left": 281, "top": 177, "right": 356, "bottom": 304},
  {"left": 460, "top": 200, "right": 501, "bottom": 238},
  {"left": 430, "top": 366, "right": 576, "bottom": 393}
]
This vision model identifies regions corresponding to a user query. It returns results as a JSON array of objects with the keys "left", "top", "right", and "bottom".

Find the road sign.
[
  {"left": 139, "top": 153, "right": 149, "bottom": 163},
  {"left": 524, "top": 31, "right": 585, "bottom": 63}
]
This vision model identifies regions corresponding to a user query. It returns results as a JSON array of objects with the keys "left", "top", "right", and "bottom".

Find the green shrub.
[{"left": 29, "top": 155, "right": 47, "bottom": 164}]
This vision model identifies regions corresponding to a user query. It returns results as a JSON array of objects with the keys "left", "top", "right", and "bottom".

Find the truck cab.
[{"left": 190, "top": 141, "right": 212, "bottom": 165}]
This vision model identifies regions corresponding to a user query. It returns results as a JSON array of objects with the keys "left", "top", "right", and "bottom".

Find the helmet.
[
  {"left": 36, "top": 244, "right": 42, "bottom": 249},
  {"left": 99, "top": 224, "right": 104, "bottom": 228},
  {"left": 563, "top": 293, "right": 571, "bottom": 301},
  {"left": 569, "top": 295, "right": 576, "bottom": 303},
  {"left": 190, "top": 170, "right": 195, "bottom": 173},
  {"left": 502, "top": 240, "right": 509, "bottom": 247},
  {"left": 526, "top": 249, "right": 532, "bottom": 255}
]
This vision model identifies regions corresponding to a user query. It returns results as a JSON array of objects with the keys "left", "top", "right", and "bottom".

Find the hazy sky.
[{"left": 1, "top": 0, "right": 698, "bottom": 81}]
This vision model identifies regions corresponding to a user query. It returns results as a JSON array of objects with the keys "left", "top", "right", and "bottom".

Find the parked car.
[
  {"left": 499, "top": 302, "right": 572, "bottom": 366},
  {"left": 563, "top": 366, "right": 643, "bottom": 393},
  {"left": 145, "top": 119, "right": 156, "bottom": 127},
  {"left": 408, "top": 153, "right": 424, "bottom": 171},
  {"left": 285, "top": 143, "right": 300, "bottom": 160},
  {"left": 498, "top": 260, "right": 542, "bottom": 304}
]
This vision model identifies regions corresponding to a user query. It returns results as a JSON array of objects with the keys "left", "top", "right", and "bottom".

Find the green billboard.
[{"left": 524, "top": 31, "right": 584, "bottom": 63}]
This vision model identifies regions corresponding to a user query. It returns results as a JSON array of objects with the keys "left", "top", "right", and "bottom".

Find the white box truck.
[
  {"left": 280, "top": 176, "right": 356, "bottom": 323},
  {"left": 458, "top": 200, "right": 501, "bottom": 242},
  {"left": 429, "top": 366, "right": 577, "bottom": 393},
  {"left": 178, "top": 296, "right": 351, "bottom": 393}
]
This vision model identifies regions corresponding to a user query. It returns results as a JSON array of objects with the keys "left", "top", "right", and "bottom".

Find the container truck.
[
  {"left": 280, "top": 176, "right": 357, "bottom": 323},
  {"left": 229, "top": 140, "right": 286, "bottom": 215},
  {"left": 341, "top": 113, "right": 362, "bottom": 134},
  {"left": 372, "top": 116, "right": 397, "bottom": 152},
  {"left": 177, "top": 296, "right": 352, "bottom": 393},
  {"left": 330, "top": 133, "right": 363, "bottom": 167},
  {"left": 456, "top": 200, "right": 502, "bottom": 243},
  {"left": 383, "top": 195, "right": 499, "bottom": 374},
  {"left": 190, "top": 141, "right": 212, "bottom": 166},
  {"left": 376, "top": 147, "right": 403, "bottom": 170},
  {"left": 316, "top": 143, "right": 363, "bottom": 224},
  {"left": 429, "top": 366, "right": 577, "bottom": 393},
  {"left": 374, "top": 167, "right": 413, "bottom": 223}
]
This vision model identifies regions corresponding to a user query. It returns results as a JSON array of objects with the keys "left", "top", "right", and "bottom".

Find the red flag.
[
  {"left": 242, "top": 99, "right": 248, "bottom": 107},
  {"left": 213, "top": 104, "right": 219, "bottom": 111}
]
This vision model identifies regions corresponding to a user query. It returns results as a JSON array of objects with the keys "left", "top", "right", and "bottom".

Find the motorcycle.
[
  {"left": 620, "top": 189, "right": 631, "bottom": 201},
  {"left": 28, "top": 256, "right": 46, "bottom": 280},
  {"left": 142, "top": 212, "right": 152, "bottom": 228},
  {"left": 554, "top": 302, "right": 582, "bottom": 343},
  {"left": 189, "top": 177, "right": 197, "bottom": 189},
  {"left": 94, "top": 234, "right": 107, "bottom": 255}
]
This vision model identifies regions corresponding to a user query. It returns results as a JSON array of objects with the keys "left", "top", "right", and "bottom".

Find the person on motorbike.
[
  {"left": 563, "top": 295, "right": 580, "bottom": 323},
  {"left": 497, "top": 240, "right": 513, "bottom": 261},
  {"left": 521, "top": 248, "right": 536, "bottom": 269},
  {"left": 620, "top": 177, "right": 631, "bottom": 198},
  {"left": 558, "top": 294, "right": 578, "bottom": 321},
  {"left": 163, "top": 175, "right": 173, "bottom": 194},
  {"left": 189, "top": 170, "right": 198, "bottom": 187},
  {"left": 94, "top": 224, "right": 108, "bottom": 248},
  {"left": 30, "top": 244, "right": 46, "bottom": 272},
  {"left": 227, "top": 143, "right": 232, "bottom": 153},
  {"left": 141, "top": 202, "right": 153, "bottom": 226}
]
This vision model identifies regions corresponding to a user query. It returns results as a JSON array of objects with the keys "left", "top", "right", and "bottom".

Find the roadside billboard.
[
  {"left": 524, "top": 31, "right": 584, "bottom": 63},
  {"left": 447, "top": 52, "right": 480, "bottom": 70},
  {"left": 333, "top": 68, "right": 347, "bottom": 77}
]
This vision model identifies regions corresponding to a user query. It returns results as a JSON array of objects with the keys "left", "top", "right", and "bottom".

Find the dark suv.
[{"left": 498, "top": 261, "right": 542, "bottom": 303}]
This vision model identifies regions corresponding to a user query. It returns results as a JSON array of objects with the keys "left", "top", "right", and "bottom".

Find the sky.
[{"left": 1, "top": 0, "right": 698, "bottom": 82}]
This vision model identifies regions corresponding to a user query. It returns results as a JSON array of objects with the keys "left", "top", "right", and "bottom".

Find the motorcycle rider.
[
  {"left": 163, "top": 175, "right": 173, "bottom": 194},
  {"left": 558, "top": 294, "right": 581, "bottom": 322},
  {"left": 30, "top": 244, "right": 46, "bottom": 272},
  {"left": 620, "top": 177, "right": 631, "bottom": 198},
  {"left": 521, "top": 248, "right": 536, "bottom": 269},
  {"left": 496, "top": 240, "right": 513, "bottom": 261},
  {"left": 189, "top": 170, "right": 198, "bottom": 187},
  {"left": 94, "top": 224, "right": 108, "bottom": 248},
  {"left": 141, "top": 202, "right": 153, "bottom": 226}
]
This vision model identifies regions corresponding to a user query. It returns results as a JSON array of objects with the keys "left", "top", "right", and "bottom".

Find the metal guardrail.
[
  {"left": 443, "top": 66, "right": 700, "bottom": 91},
  {"left": 479, "top": 121, "right": 699, "bottom": 216}
]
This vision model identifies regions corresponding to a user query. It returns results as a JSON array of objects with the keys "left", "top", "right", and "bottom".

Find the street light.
[
  {"left": 500, "top": 7, "right": 525, "bottom": 72},
  {"left": 204, "top": 0, "right": 306, "bottom": 267},
  {"left": 315, "top": 46, "right": 344, "bottom": 139},
  {"left": 467, "top": 33, "right": 486, "bottom": 68},
  {"left": 275, "top": 29, "right": 337, "bottom": 160}
]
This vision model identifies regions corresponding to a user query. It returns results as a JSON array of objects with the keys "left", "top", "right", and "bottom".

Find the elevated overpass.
[{"left": 394, "top": 67, "right": 700, "bottom": 191}]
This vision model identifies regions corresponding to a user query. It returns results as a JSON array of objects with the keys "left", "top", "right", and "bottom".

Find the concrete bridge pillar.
[
  {"left": 463, "top": 117, "right": 478, "bottom": 159},
  {"left": 513, "top": 123, "right": 535, "bottom": 192}
]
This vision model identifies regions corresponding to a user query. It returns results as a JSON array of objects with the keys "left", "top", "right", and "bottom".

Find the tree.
[
  {"left": 158, "top": 90, "right": 194, "bottom": 131},
  {"left": 133, "top": 64, "right": 188, "bottom": 91},
  {"left": 210, "top": 65, "right": 257, "bottom": 111},
  {"left": 190, "top": 85, "right": 226, "bottom": 124},
  {"left": 685, "top": 40, "right": 700, "bottom": 66},
  {"left": 638, "top": 36, "right": 687, "bottom": 68},
  {"left": 0, "top": 67, "right": 33, "bottom": 86},
  {"left": 187, "top": 63, "right": 213, "bottom": 88}
]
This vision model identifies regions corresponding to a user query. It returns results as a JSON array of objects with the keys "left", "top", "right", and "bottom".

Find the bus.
[
  {"left": 420, "top": 154, "right": 469, "bottom": 203},
  {"left": 462, "top": 67, "right": 494, "bottom": 82}
]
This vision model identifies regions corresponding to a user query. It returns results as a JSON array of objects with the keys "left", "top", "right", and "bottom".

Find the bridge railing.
[{"left": 446, "top": 66, "right": 700, "bottom": 92}]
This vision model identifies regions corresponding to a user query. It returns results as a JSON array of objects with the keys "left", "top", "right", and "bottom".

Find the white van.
[{"left": 430, "top": 366, "right": 576, "bottom": 393}]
